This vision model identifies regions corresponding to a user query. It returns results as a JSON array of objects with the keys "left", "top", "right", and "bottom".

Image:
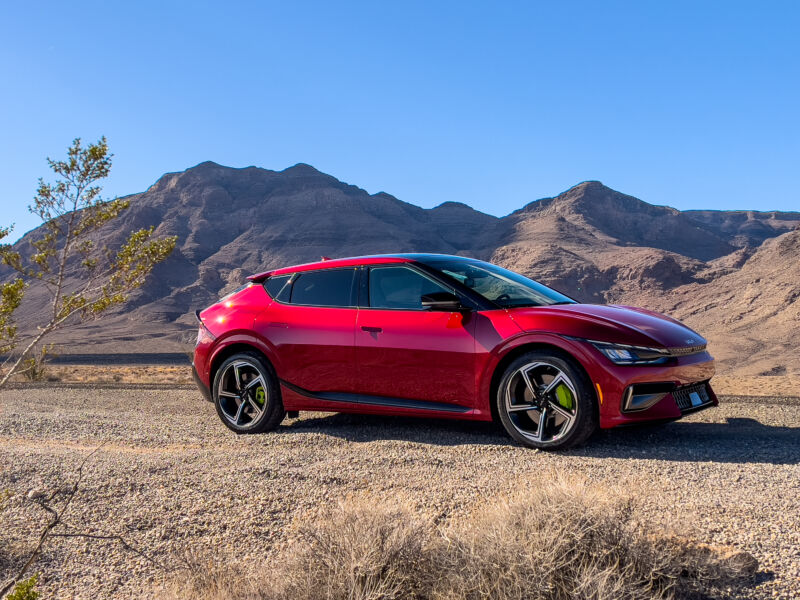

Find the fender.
[
  {"left": 206, "top": 330, "right": 284, "bottom": 383},
  {"left": 476, "top": 330, "right": 600, "bottom": 417}
]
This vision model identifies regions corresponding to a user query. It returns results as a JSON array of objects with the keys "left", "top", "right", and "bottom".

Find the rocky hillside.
[
  {"left": 633, "top": 228, "right": 800, "bottom": 376},
  {"left": 4, "top": 162, "right": 798, "bottom": 374}
]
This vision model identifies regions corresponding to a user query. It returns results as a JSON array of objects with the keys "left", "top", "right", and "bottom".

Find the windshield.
[{"left": 421, "top": 258, "right": 576, "bottom": 308}]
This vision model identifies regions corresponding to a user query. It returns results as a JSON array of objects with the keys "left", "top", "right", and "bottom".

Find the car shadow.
[{"left": 278, "top": 414, "right": 800, "bottom": 465}]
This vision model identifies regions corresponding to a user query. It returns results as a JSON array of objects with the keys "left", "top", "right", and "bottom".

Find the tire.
[
  {"left": 495, "top": 350, "right": 598, "bottom": 450},
  {"left": 212, "top": 351, "right": 285, "bottom": 434}
]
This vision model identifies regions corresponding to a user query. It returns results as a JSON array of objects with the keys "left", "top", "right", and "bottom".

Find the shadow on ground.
[{"left": 279, "top": 413, "right": 800, "bottom": 465}]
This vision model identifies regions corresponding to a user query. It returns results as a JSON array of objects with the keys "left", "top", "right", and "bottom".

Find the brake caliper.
[
  {"left": 554, "top": 384, "right": 574, "bottom": 411},
  {"left": 255, "top": 387, "right": 266, "bottom": 406}
]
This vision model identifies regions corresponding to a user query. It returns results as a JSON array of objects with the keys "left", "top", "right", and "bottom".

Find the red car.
[{"left": 192, "top": 254, "right": 716, "bottom": 449}]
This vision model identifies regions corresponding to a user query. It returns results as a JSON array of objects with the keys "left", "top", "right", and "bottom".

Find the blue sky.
[{"left": 1, "top": 1, "right": 798, "bottom": 241}]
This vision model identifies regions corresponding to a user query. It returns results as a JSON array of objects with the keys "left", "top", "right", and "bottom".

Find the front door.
[{"left": 354, "top": 265, "right": 477, "bottom": 409}]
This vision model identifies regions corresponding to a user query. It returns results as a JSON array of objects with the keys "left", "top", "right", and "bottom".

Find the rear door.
[
  {"left": 254, "top": 267, "right": 358, "bottom": 393},
  {"left": 354, "top": 264, "right": 478, "bottom": 409}
]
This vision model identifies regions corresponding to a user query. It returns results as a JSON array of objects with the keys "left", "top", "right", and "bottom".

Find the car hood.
[{"left": 506, "top": 303, "right": 706, "bottom": 350}]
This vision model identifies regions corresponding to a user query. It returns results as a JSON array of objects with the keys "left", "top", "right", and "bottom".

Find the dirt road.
[{"left": 1, "top": 386, "right": 798, "bottom": 599}]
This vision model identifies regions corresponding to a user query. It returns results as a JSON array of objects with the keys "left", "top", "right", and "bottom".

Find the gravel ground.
[{"left": 0, "top": 386, "right": 798, "bottom": 599}]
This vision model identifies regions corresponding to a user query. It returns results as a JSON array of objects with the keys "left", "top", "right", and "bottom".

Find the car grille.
[
  {"left": 667, "top": 344, "right": 707, "bottom": 357},
  {"left": 673, "top": 382, "right": 711, "bottom": 412}
]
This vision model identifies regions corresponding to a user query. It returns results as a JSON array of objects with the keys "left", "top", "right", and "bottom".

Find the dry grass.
[
  {"left": 2, "top": 365, "right": 193, "bottom": 385},
  {"left": 161, "top": 476, "right": 756, "bottom": 600}
]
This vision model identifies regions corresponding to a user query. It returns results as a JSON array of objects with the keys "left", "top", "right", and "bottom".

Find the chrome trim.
[
  {"left": 666, "top": 344, "right": 707, "bottom": 356},
  {"left": 585, "top": 339, "right": 670, "bottom": 355}
]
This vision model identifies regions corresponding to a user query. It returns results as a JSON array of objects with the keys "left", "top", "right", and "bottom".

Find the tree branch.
[{"left": 0, "top": 444, "right": 103, "bottom": 597}]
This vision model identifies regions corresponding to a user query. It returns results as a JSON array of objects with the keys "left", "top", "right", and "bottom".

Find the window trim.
[
  {"left": 267, "top": 267, "right": 359, "bottom": 308},
  {"left": 263, "top": 274, "right": 292, "bottom": 301},
  {"left": 362, "top": 263, "right": 462, "bottom": 312}
]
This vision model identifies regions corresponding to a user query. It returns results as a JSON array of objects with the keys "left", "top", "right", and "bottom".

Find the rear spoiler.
[
  {"left": 247, "top": 270, "right": 274, "bottom": 283},
  {"left": 248, "top": 257, "right": 334, "bottom": 283}
]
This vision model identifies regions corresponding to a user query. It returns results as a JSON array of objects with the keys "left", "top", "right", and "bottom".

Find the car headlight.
[{"left": 590, "top": 341, "right": 669, "bottom": 365}]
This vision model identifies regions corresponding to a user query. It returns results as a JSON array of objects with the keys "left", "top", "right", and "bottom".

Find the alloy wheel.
[
  {"left": 504, "top": 361, "right": 579, "bottom": 444},
  {"left": 216, "top": 359, "right": 268, "bottom": 428}
]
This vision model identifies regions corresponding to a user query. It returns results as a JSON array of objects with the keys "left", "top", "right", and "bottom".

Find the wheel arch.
[
  {"left": 487, "top": 340, "right": 598, "bottom": 424},
  {"left": 209, "top": 340, "right": 279, "bottom": 390}
]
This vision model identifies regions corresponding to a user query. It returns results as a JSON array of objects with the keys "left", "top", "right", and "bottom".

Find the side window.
[
  {"left": 289, "top": 269, "right": 356, "bottom": 307},
  {"left": 264, "top": 275, "right": 291, "bottom": 301},
  {"left": 369, "top": 266, "right": 450, "bottom": 310}
]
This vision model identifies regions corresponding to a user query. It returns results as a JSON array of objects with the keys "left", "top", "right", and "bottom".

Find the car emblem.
[{"left": 686, "top": 338, "right": 696, "bottom": 344}]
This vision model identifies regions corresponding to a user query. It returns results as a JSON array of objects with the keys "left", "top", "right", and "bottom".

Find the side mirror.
[{"left": 421, "top": 292, "right": 464, "bottom": 312}]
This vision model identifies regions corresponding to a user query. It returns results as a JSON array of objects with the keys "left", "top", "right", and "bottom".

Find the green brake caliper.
[
  {"left": 254, "top": 386, "right": 266, "bottom": 407},
  {"left": 554, "top": 383, "right": 574, "bottom": 411}
]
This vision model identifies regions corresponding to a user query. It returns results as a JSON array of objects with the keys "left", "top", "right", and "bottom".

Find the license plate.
[{"left": 673, "top": 383, "right": 711, "bottom": 412}]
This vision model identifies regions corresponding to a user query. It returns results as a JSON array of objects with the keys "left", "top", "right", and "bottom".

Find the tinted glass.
[
  {"left": 421, "top": 258, "right": 575, "bottom": 308},
  {"left": 290, "top": 269, "right": 355, "bottom": 307},
  {"left": 264, "top": 275, "right": 291, "bottom": 300},
  {"left": 369, "top": 266, "right": 450, "bottom": 310}
]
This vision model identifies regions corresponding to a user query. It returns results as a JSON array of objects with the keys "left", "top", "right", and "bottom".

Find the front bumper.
[
  {"left": 591, "top": 350, "right": 717, "bottom": 428},
  {"left": 192, "top": 363, "right": 213, "bottom": 402}
]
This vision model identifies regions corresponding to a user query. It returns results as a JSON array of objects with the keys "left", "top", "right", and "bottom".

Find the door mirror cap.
[{"left": 421, "top": 292, "right": 465, "bottom": 312}]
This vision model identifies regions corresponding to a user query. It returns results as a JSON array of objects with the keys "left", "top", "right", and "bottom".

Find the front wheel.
[
  {"left": 212, "top": 352, "right": 285, "bottom": 434},
  {"left": 496, "top": 351, "right": 597, "bottom": 450}
]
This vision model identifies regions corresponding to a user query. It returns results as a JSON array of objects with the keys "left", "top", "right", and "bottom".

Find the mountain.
[
  {"left": 481, "top": 181, "right": 725, "bottom": 302},
  {"left": 683, "top": 209, "right": 800, "bottom": 248},
  {"left": 4, "top": 162, "right": 799, "bottom": 374},
  {"left": 631, "top": 228, "right": 800, "bottom": 376}
]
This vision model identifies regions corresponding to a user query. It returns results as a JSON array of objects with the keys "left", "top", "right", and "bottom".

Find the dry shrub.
[
  {"left": 164, "top": 555, "right": 273, "bottom": 600},
  {"left": 163, "top": 498, "right": 430, "bottom": 600},
  {"left": 162, "top": 477, "right": 756, "bottom": 600},
  {"left": 429, "top": 475, "right": 755, "bottom": 600},
  {"left": 280, "top": 498, "right": 432, "bottom": 600}
]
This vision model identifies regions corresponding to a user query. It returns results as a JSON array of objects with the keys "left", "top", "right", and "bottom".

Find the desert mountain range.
[{"left": 6, "top": 161, "right": 799, "bottom": 375}]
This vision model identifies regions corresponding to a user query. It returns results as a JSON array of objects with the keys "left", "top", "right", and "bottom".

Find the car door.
[
  {"left": 254, "top": 267, "right": 358, "bottom": 394},
  {"left": 354, "top": 264, "right": 478, "bottom": 409}
]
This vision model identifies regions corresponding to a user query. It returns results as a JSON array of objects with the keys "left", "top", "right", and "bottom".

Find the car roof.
[{"left": 247, "top": 253, "right": 476, "bottom": 282}]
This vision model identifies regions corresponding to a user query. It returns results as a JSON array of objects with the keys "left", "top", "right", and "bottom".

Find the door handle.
[{"left": 360, "top": 326, "right": 382, "bottom": 333}]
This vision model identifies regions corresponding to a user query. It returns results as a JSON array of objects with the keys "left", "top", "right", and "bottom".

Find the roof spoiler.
[{"left": 247, "top": 270, "right": 274, "bottom": 283}]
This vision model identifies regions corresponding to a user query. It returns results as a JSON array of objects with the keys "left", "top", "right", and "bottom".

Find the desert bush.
[
  {"left": 280, "top": 499, "right": 432, "bottom": 600},
  {"left": 428, "top": 475, "right": 756, "bottom": 600},
  {"left": 162, "top": 478, "right": 756, "bottom": 600},
  {"left": 19, "top": 347, "right": 53, "bottom": 382},
  {"left": 5, "top": 575, "right": 39, "bottom": 600}
]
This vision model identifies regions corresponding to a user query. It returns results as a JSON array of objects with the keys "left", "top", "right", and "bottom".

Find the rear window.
[
  {"left": 289, "top": 269, "right": 356, "bottom": 307},
  {"left": 220, "top": 283, "right": 251, "bottom": 302},
  {"left": 264, "top": 275, "right": 292, "bottom": 301}
]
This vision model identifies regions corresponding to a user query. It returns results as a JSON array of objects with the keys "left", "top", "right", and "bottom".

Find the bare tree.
[{"left": 0, "top": 137, "right": 177, "bottom": 387}]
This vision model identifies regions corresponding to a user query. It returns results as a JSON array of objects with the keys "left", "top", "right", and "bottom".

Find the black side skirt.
[{"left": 279, "top": 380, "right": 471, "bottom": 414}]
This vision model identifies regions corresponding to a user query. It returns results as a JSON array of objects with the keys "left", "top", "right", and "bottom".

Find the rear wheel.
[
  {"left": 213, "top": 352, "right": 285, "bottom": 434},
  {"left": 496, "top": 350, "right": 597, "bottom": 450}
]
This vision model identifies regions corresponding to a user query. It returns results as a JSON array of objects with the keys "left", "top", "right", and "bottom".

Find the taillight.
[
  {"left": 195, "top": 310, "right": 216, "bottom": 345},
  {"left": 194, "top": 325, "right": 214, "bottom": 346}
]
